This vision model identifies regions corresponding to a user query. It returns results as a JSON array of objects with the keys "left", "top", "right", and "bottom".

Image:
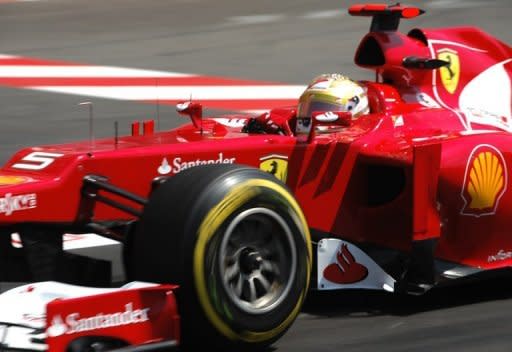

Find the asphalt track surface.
[{"left": 1, "top": 0, "right": 512, "bottom": 351}]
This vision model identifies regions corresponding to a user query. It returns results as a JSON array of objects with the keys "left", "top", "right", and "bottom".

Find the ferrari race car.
[{"left": 1, "top": 2, "right": 512, "bottom": 351}]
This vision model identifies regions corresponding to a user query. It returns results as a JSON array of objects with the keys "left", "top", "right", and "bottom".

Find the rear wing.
[{"left": 348, "top": 3, "right": 424, "bottom": 32}]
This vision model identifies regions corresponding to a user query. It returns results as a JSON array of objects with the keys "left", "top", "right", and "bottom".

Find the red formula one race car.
[{"left": 1, "top": 3, "right": 512, "bottom": 351}]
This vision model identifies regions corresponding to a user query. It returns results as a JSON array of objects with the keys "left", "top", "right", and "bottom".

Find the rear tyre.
[{"left": 130, "top": 164, "right": 311, "bottom": 350}]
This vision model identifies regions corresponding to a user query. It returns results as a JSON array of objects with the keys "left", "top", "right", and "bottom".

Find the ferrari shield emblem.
[
  {"left": 461, "top": 145, "right": 507, "bottom": 216},
  {"left": 259, "top": 154, "right": 288, "bottom": 182},
  {"left": 437, "top": 48, "right": 460, "bottom": 94}
]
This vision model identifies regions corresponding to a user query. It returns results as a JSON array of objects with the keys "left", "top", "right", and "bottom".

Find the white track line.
[
  {"left": 35, "top": 85, "right": 306, "bottom": 101},
  {"left": 226, "top": 14, "right": 285, "bottom": 25},
  {"left": 0, "top": 54, "right": 305, "bottom": 110},
  {"left": 301, "top": 9, "right": 344, "bottom": 19},
  {"left": 0, "top": 66, "right": 194, "bottom": 78}
]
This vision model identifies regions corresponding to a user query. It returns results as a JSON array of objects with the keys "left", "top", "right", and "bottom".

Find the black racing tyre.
[{"left": 129, "top": 164, "right": 312, "bottom": 351}]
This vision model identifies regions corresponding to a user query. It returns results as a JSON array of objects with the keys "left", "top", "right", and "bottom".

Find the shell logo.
[
  {"left": 437, "top": 48, "right": 460, "bottom": 94},
  {"left": 461, "top": 145, "right": 507, "bottom": 216},
  {"left": 0, "top": 175, "right": 32, "bottom": 186}
]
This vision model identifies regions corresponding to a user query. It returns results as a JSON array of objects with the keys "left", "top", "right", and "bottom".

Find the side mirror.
[
  {"left": 176, "top": 101, "right": 203, "bottom": 130},
  {"left": 296, "top": 111, "right": 353, "bottom": 143}
]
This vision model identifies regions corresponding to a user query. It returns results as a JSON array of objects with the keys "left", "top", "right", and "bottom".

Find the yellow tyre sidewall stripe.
[{"left": 194, "top": 178, "right": 312, "bottom": 342}]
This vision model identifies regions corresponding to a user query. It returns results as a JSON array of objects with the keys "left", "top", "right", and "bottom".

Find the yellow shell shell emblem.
[
  {"left": 462, "top": 146, "right": 507, "bottom": 216},
  {"left": 259, "top": 155, "right": 288, "bottom": 182},
  {"left": 0, "top": 175, "right": 31, "bottom": 186},
  {"left": 437, "top": 48, "right": 460, "bottom": 94}
]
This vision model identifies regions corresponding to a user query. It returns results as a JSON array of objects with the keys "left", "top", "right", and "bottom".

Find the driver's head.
[{"left": 297, "top": 74, "right": 369, "bottom": 119}]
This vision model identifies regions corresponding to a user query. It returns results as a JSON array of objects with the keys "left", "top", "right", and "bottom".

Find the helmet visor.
[{"left": 298, "top": 101, "right": 344, "bottom": 118}]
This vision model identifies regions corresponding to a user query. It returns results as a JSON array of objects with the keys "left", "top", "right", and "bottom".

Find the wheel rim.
[{"left": 219, "top": 207, "right": 297, "bottom": 315}]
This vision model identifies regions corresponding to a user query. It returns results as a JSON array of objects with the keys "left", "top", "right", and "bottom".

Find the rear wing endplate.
[{"left": 348, "top": 3, "right": 425, "bottom": 32}]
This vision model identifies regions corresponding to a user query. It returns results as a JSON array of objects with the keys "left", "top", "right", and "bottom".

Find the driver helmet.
[{"left": 297, "top": 74, "right": 369, "bottom": 119}]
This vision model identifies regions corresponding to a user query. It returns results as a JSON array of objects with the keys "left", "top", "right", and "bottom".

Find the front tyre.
[{"left": 130, "top": 165, "right": 312, "bottom": 350}]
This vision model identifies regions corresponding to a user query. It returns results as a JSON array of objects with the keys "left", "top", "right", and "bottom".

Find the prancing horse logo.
[
  {"left": 437, "top": 48, "right": 460, "bottom": 94},
  {"left": 259, "top": 154, "right": 288, "bottom": 182}
]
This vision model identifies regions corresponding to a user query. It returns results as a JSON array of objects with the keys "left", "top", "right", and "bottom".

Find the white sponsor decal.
[
  {"left": 47, "top": 303, "right": 150, "bottom": 337},
  {"left": 315, "top": 111, "right": 339, "bottom": 122},
  {"left": 0, "top": 193, "right": 37, "bottom": 216},
  {"left": 47, "top": 315, "right": 67, "bottom": 337},
  {"left": 12, "top": 152, "right": 64, "bottom": 170},
  {"left": 416, "top": 92, "right": 441, "bottom": 108},
  {"left": 212, "top": 118, "right": 247, "bottom": 128},
  {"left": 393, "top": 115, "right": 404, "bottom": 127},
  {"left": 158, "top": 153, "right": 236, "bottom": 175},
  {"left": 158, "top": 158, "right": 172, "bottom": 175},
  {"left": 459, "top": 59, "right": 512, "bottom": 132},
  {"left": 488, "top": 249, "right": 512, "bottom": 263},
  {"left": 317, "top": 239, "right": 395, "bottom": 292}
]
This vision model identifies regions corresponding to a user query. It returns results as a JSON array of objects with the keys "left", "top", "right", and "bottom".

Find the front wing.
[{"left": 0, "top": 281, "right": 180, "bottom": 351}]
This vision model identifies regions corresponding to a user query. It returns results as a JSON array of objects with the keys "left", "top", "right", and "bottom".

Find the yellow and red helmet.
[{"left": 297, "top": 74, "right": 369, "bottom": 119}]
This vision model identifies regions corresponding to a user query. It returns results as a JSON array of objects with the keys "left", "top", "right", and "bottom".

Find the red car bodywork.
[{"left": 1, "top": 3, "right": 512, "bottom": 348}]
